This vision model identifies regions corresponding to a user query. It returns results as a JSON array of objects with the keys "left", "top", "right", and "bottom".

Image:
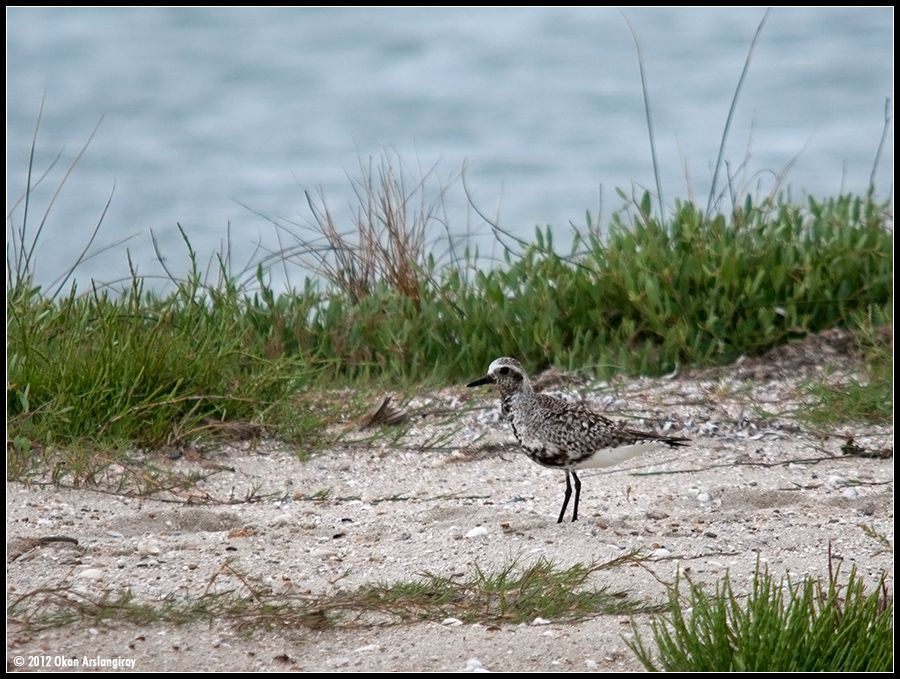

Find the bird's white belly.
[{"left": 571, "top": 441, "right": 663, "bottom": 469}]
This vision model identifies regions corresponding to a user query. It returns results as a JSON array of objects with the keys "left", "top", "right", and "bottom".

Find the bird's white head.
[{"left": 466, "top": 357, "right": 530, "bottom": 393}]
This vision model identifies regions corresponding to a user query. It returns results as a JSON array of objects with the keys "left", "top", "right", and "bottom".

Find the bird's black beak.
[{"left": 466, "top": 374, "right": 493, "bottom": 388}]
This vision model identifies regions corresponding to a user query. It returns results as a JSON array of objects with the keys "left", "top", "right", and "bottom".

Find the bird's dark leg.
[
  {"left": 557, "top": 471, "right": 573, "bottom": 524},
  {"left": 571, "top": 471, "right": 581, "bottom": 522}
]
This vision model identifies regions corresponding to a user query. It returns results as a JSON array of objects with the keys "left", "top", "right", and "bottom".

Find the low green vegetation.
[
  {"left": 627, "top": 560, "right": 893, "bottom": 672},
  {"left": 7, "top": 189, "right": 893, "bottom": 457},
  {"left": 9, "top": 556, "right": 653, "bottom": 633},
  {"left": 12, "top": 553, "right": 891, "bottom": 673}
]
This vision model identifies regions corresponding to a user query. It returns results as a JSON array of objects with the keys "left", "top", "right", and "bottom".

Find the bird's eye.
[{"left": 499, "top": 367, "right": 510, "bottom": 375}]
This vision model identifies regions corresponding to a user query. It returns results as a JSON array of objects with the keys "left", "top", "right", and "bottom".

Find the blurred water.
[{"left": 7, "top": 7, "right": 893, "bottom": 292}]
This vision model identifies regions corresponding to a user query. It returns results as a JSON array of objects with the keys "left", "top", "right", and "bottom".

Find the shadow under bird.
[{"left": 467, "top": 357, "right": 689, "bottom": 523}]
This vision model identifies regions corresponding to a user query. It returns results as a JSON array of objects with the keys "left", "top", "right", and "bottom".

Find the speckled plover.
[{"left": 467, "top": 357, "right": 689, "bottom": 523}]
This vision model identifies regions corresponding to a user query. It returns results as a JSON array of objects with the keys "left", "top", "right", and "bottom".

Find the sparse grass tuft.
[
  {"left": 357, "top": 555, "right": 656, "bottom": 624},
  {"left": 7, "top": 444, "right": 209, "bottom": 498},
  {"left": 858, "top": 523, "right": 892, "bottom": 556},
  {"left": 260, "top": 150, "right": 457, "bottom": 306},
  {"left": 627, "top": 558, "right": 893, "bottom": 672},
  {"left": 9, "top": 556, "right": 655, "bottom": 634},
  {"left": 799, "top": 320, "right": 892, "bottom": 426}
]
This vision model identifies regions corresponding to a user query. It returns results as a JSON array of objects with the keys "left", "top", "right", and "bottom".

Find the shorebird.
[{"left": 467, "top": 357, "right": 689, "bottom": 523}]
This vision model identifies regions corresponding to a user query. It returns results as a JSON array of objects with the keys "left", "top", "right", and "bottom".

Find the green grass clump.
[
  {"left": 627, "top": 561, "right": 893, "bottom": 672},
  {"left": 6, "top": 251, "right": 318, "bottom": 456}
]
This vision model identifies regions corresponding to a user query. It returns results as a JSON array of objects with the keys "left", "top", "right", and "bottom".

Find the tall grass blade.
[{"left": 705, "top": 8, "right": 770, "bottom": 218}]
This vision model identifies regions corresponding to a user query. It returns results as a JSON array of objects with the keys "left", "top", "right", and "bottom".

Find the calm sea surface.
[{"left": 7, "top": 7, "right": 893, "bottom": 291}]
